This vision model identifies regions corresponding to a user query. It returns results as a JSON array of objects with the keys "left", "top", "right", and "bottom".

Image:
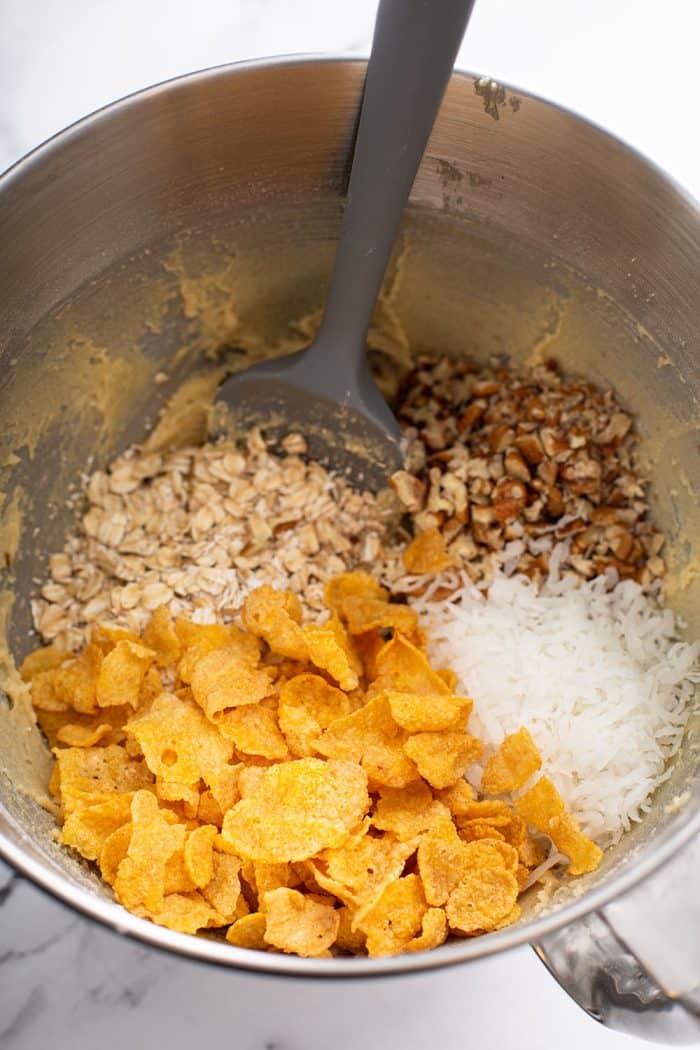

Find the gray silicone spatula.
[{"left": 217, "top": 0, "right": 477, "bottom": 487}]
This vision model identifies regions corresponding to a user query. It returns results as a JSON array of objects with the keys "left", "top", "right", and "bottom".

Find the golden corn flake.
[
  {"left": 341, "top": 595, "right": 418, "bottom": 638},
  {"left": 96, "top": 640, "right": 154, "bottom": 710},
  {"left": 190, "top": 645, "right": 273, "bottom": 721},
  {"left": 453, "top": 798, "right": 513, "bottom": 829},
  {"left": 405, "top": 907, "right": 448, "bottom": 953},
  {"left": 164, "top": 848, "right": 198, "bottom": 895},
  {"left": 201, "top": 851, "right": 243, "bottom": 921},
  {"left": 20, "top": 644, "right": 67, "bottom": 681},
  {"left": 243, "top": 586, "right": 309, "bottom": 661},
  {"left": 33, "top": 645, "right": 104, "bottom": 715},
  {"left": 436, "top": 779, "right": 476, "bottom": 814},
  {"left": 216, "top": 704, "right": 288, "bottom": 760},
  {"left": 334, "top": 906, "right": 367, "bottom": 955},
  {"left": 56, "top": 719, "right": 118, "bottom": 748},
  {"left": 459, "top": 823, "right": 506, "bottom": 843},
  {"left": 30, "top": 670, "right": 69, "bottom": 713},
  {"left": 518, "top": 831, "right": 547, "bottom": 869},
  {"left": 416, "top": 814, "right": 468, "bottom": 906},
  {"left": 481, "top": 728, "right": 542, "bottom": 795},
  {"left": 372, "top": 780, "right": 449, "bottom": 841},
  {"left": 445, "top": 866, "right": 519, "bottom": 934},
  {"left": 222, "top": 758, "right": 369, "bottom": 863},
  {"left": 436, "top": 667, "right": 458, "bottom": 691},
  {"left": 278, "top": 673, "right": 351, "bottom": 757},
  {"left": 404, "top": 731, "right": 482, "bottom": 790},
  {"left": 315, "top": 695, "right": 417, "bottom": 789},
  {"left": 237, "top": 764, "right": 267, "bottom": 799},
  {"left": 547, "top": 813, "right": 603, "bottom": 876},
  {"left": 177, "top": 621, "right": 260, "bottom": 683},
  {"left": 184, "top": 824, "right": 218, "bottom": 888},
  {"left": 386, "top": 690, "right": 472, "bottom": 733},
  {"left": 314, "top": 829, "right": 417, "bottom": 916},
  {"left": 226, "top": 912, "right": 267, "bottom": 950},
  {"left": 262, "top": 887, "right": 339, "bottom": 957},
  {"left": 304, "top": 619, "right": 360, "bottom": 691},
  {"left": 403, "top": 527, "right": 453, "bottom": 574},
  {"left": 142, "top": 605, "right": 181, "bottom": 668},
  {"left": 323, "top": 571, "right": 388, "bottom": 616},
  {"left": 36, "top": 703, "right": 129, "bottom": 751},
  {"left": 126, "top": 691, "right": 234, "bottom": 806},
  {"left": 359, "top": 874, "right": 428, "bottom": 956},
  {"left": 61, "top": 794, "right": 134, "bottom": 861},
  {"left": 252, "top": 861, "right": 295, "bottom": 902},
  {"left": 113, "top": 790, "right": 186, "bottom": 911},
  {"left": 99, "top": 822, "right": 132, "bottom": 885},
  {"left": 137, "top": 891, "right": 226, "bottom": 934},
  {"left": 54, "top": 745, "right": 153, "bottom": 816},
  {"left": 197, "top": 789, "right": 224, "bottom": 828},
  {"left": 372, "top": 634, "right": 450, "bottom": 697},
  {"left": 516, "top": 776, "right": 602, "bottom": 876}
]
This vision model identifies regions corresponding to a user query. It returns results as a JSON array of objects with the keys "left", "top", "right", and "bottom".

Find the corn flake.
[
  {"left": 334, "top": 906, "right": 367, "bottom": 955},
  {"left": 137, "top": 891, "right": 226, "bottom": 934},
  {"left": 385, "top": 690, "right": 471, "bottom": 733},
  {"left": 359, "top": 874, "right": 428, "bottom": 956},
  {"left": 405, "top": 907, "right": 448, "bottom": 953},
  {"left": 54, "top": 745, "right": 153, "bottom": 816},
  {"left": 516, "top": 776, "right": 602, "bottom": 875},
  {"left": 341, "top": 595, "right": 418, "bottom": 638},
  {"left": 445, "top": 867, "right": 519, "bottom": 934},
  {"left": 404, "top": 731, "right": 482, "bottom": 790},
  {"left": 323, "top": 572, "right": 388, "bottom": 616},
  {"left": 142, "top": 605, "right": 181, "bottom": 668},
  {"left": 304, "top": 619, "right": 361, "bottom": 691},
  {"left": 222, "top": 758, "right": 369, "bottom": 863},
  {"left": 177, "top": 621, "right": 260, "bottom": 683},
  {"left": 481, "top": 728, "right": 542, "bottom": 795},
  {"left": 201, "top": 851, "right": 243, "bottom": 921},
  {"left": 226, "top": 912, "right": 267, "bottom": 950},
  {"left": 278, "top": 674, "right": 350, "bottom": 757},
  {"left": 216, "top": 703, "right": 288, "bottom": 760},
  {"left": 315, "top": 696, "right": 418, "bottom": 789},
  {"left": 243, "top": 586, "right": 309, "bottom": 661},
  {"left": 61, "top": 794, "right": 134, "bottom": 861},
  {"left": 99, "top": 822, "right": 132, "bottom": 885},
  {"left": 114, "top": 790, "right": 186, "bottom": 911},
  {"left": 372, "top": 780, "right": 449, "bottom": 841},
  {"left": 403, "top": 528, "right": 453, "bottom": 574},
  {"left": 262, "top": 887, "right": 339, "bottom": 957},
  {"left": 184, "top": 824, "right": 218, "bottom": 888},
  {"left": 96, "top": 640, "right": 154, "bottom": 710},
  {"left": 314, "top": 828, "right": 417, "bottom": 916},
  {"left": 20, "top": 645, "right": 67, "bottom": 681},
  {"left": 126, "top": 691, "right": 234, "bottom": 808},
  {"left": 416, "top": 814, "right": 468, "bottom": 906},
  {"left": 372, "top": 635, "right": 450, "bottom": 697},
  {"left": 190, "top": 646, "right": 273, "bottom": 721}
]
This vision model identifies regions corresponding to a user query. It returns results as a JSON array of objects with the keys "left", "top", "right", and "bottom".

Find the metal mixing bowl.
[{"left": 0, "top": 58, "right": 698, "bottom": 1043}]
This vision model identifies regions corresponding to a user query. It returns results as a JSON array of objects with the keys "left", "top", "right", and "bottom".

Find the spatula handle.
[{"left": 316, "top": 0, "right": 476, "bottom": 357}]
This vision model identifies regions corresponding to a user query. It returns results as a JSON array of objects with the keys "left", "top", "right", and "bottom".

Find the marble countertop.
[{"left": 0, "top": 2, "right": 697, "bottom": 1048}]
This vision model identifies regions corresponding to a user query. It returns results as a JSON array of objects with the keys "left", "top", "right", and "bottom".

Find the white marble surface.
[{"left": 0, "top": 2, "right": 697, "bottom": 1048}]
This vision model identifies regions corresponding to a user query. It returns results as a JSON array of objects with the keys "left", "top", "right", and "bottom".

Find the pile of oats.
[
  {"left": 33, "top": 430, "right": 405, "bottom": 652},
  {"left": 389, "top": 355, "right": 665, "bottom": 589}
]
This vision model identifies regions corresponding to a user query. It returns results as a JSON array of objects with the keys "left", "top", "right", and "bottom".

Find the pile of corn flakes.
[{"left": 23, "top": 571, "right": 601, "bottom": 957}]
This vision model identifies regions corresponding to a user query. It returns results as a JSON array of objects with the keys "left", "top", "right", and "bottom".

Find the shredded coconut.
[{"left": 411, "top": 569, "right": 699, "bottom": 848}]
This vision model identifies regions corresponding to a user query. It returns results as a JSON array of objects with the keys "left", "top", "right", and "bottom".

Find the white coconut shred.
[{"left": 410, "top": 563, "right": 700, "bottom": 849}]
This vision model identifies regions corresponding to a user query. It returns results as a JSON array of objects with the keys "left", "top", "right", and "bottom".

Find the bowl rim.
[{"left": 1, "top": 52, "right": 698, "bottom": 977}]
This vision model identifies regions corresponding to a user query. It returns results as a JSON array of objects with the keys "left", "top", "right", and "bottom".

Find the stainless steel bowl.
[{"left": 0, "top": 57, "right": 698, "bottom": 1043}]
